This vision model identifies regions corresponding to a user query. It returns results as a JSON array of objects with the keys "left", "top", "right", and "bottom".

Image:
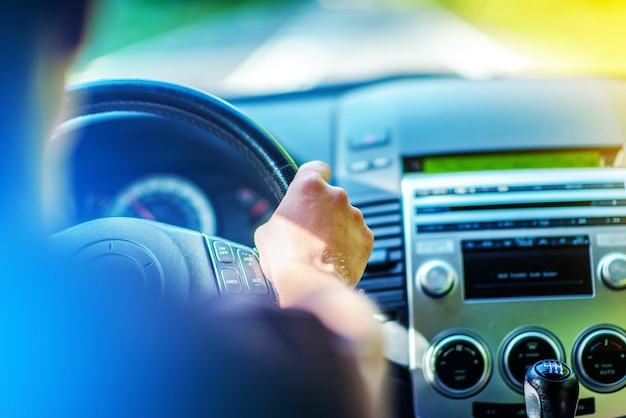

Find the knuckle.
[
  {"left": 351, "top": 205, "right": 366, "bottom": 222},
  {"left": 359, "top": 219, "right": 375, "bottom": 248},
  {"left": 351, "top": 206, "right": 371, "bottom": 233},
  {"left": 365, "top": 227, "right": 375, "bottom": 248},
  {"left": 362, "top": 224, "right": 374, "bottom": 246},
  {"left": 300, "top": 160, "right": 331, "bottom": 178},
  {"left": 297, "top": 172, "right": 327, "bottom": 195},
  {"left": 329, "top": 185, "right": 349, "bottom": 205}
]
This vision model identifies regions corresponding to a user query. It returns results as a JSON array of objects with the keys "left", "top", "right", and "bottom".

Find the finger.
[{"left": 297, "top": 160, "right": 331, "bottom": 183}]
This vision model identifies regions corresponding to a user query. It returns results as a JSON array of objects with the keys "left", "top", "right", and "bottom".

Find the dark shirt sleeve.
[
  {"left": 180, "top": 299, "right": 369, "bottom": 418},
  {"left": 8, "top": 274, "right": 368, "bottom": 418}
]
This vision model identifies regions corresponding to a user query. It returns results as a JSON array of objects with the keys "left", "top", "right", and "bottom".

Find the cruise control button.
[
  {"left": 238, "top": 249, "right": 269, "bottom": 295},
  {"left": 213, "top": 240, "right": 234, "bottom": 263},
  {"left": 220, "top": 268, "right": 242, "bottom": 293}
]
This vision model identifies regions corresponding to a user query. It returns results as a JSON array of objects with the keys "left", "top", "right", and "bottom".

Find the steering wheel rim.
[{"left": 61, "top": 79, "right": 298, "bottom": 201}]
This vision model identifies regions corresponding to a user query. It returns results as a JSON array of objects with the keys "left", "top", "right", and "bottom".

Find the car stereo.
[{"left": 403, "top": 168, "right": 626, "bottom": 417}]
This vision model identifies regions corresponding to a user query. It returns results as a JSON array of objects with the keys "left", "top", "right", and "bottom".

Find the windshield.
[{"left": 70, "top": 0, "right": 626, "bottom": 98}]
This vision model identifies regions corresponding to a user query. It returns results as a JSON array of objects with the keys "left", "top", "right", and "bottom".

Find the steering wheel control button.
[
  {"left": 206, "top": 238, "right": 274, "bottom": 299},
  {"left": 573, "top": 326, "right": 626, "bottom": 393},
  {"left": 598, "top": 252, "right": 626, "bottom": 290},
  {"left": 220, "top": 268, "right": 243, "bottom": 294},
  {"left": 425, "top": 333, "right": 491, "bottom": 398},
  {"left": 501, "top": 328, "right": 564, "bottom": 392},
  {"left": 238, "top": 249, "right": 269, "bottom": 295},
  {"left": 416, "top": 260, "right": 456, "bottom": 298},
  {"left": 213, "top": 241, "right": 234, "bottom": 263}
]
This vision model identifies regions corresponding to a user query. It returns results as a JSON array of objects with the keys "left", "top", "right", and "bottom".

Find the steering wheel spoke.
[{"left": 49, "top": 217, "right": 277, "bottom": 306}]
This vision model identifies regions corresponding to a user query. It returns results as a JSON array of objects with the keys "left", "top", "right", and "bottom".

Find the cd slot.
[
  {"left": 414, "top": 181, "right": 625, "bottom": 197},
  {"left": 418, "top": 216, "right": 626, "bottom": 233},
  {"left": 417, "top": 199, "right": 626, "bottom": 214}
]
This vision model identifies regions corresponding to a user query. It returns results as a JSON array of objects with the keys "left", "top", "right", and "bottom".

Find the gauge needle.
[{"left": 126, "top": 193, "right": 157, "bottom": 221}]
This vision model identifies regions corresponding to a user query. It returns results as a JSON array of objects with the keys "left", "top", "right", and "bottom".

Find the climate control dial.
[
  {"left": 500, "top": 328, "right": 565, "bottom": 393},
  {"left": 424, "top": 333, "right": 491, "bottom": 398},
  {"left": 573, "top": 326, "right": 626, "bottom": 393}
]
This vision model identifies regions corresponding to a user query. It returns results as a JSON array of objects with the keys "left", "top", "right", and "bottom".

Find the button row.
[
  {"left": 461, "top": 235, "right": 589, "bottom": 251},
  {"left": 472, "top": 398, "right": 595, "bottom": 417},
  {"left": 428, "top": 325, "right": 624, "bottom": 416},
  {"left": 209, "top": 239, "right": 271, "bottom": 297},
  {"left": 430, "top": 325, "right": 626, "bottom": 398},
  {"left": 349, "top": 156, "right": 392, "bottom": 173}
]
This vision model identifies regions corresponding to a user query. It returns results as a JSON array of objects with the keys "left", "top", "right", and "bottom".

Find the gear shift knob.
[{"left": 524, "top": 360, "right": 579, "bottom": 418}]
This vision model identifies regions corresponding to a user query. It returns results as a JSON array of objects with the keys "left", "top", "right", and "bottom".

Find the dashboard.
[
  {"left": 51, "top": 112, "right": 277, "bottom": 247},
  {"left": 52, "top": 76, "right": 626, "bottom": 417}
]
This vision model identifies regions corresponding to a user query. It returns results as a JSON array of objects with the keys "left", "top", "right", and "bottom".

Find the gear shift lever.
[{"left": 524, "top": 360, "right": 579, "bottom": 418}]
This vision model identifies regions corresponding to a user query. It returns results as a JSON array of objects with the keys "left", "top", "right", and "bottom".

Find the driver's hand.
[
  {"left": 255, "top": 161, "right": 374, "bottom": 290},
  {"left": 255, "top": 161, "right": 384, "bottom": 416}
]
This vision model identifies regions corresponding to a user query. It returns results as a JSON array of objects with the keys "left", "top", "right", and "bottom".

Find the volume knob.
[
  {"left": 416, "top": 260, "right": 456, "bottom": 298},
  {"left": 598, "top": 252, "right": 626, "bottom": 290}
]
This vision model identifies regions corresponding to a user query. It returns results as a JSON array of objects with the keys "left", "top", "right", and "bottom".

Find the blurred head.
[
  {"left": 0, "top": 0, "right": 90, "bottom": 118},
  {"left": 0, "top": 0, "right": 91, "bottom": 236}
]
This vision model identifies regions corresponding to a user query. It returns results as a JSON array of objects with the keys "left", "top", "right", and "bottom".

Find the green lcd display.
[{"left": 421, "top": 149, "right": 605, "bottom": 174}]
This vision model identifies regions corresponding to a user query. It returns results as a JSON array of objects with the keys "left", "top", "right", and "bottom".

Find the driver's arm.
[{"left": 254, "top": 161, "right": 386, "bottom": 416}]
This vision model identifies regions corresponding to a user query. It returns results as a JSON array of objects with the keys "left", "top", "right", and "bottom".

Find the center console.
[{"left": 403, "top": 167, "right": 626, "bottom": 417}]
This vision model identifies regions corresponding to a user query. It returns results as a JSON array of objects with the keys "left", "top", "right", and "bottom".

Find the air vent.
[{"left": 355, "top": 199, "right": 406, "bottom": 313}]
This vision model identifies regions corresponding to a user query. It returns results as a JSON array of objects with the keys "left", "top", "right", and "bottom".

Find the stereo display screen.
[
  {"left": 402, "top": 147, "right": 621, "bottom": 174},
  {"left": 462, "top": 235, "right": 593, "bottom": 300}
]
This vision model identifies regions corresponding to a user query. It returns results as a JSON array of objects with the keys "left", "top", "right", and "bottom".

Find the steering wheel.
[{"left": 48, "top": 79, "right": 298, "bottom": 306}]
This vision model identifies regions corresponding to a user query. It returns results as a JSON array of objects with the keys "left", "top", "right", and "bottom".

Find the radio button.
[
  {"left": 598, "top": 253, "right": 626, "bottom": 290},
  {"left": 416, "top": 260, "right": 456, "bottom": 298},
  {"left": 501, "top": 328, "right": 565, "bottom": 393},
  {"left": 424, "top": 333, "right": 491, "bottom": 398},
  {"left": 573, "top": 326, "right": 626, "bottom": 393}
]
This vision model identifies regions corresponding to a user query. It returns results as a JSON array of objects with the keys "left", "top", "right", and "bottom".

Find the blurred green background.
[
  {"left": 75, "top": 0, "right": 292, "bottom": 69},
  {"left": 77, "top": 0, "right": 626, "bottom": 77}
]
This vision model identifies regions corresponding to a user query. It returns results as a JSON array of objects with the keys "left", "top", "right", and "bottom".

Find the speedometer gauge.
[{"left": 106, "top": 174, "right": 217, "bottom": 234}]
